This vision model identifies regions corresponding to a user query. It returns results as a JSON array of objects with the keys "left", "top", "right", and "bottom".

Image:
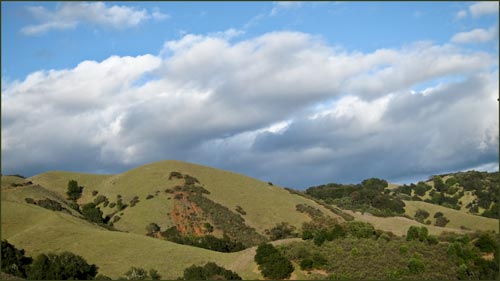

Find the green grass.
[
  {"left": 404, "top": 200, "right": 498, "bottom": 232},
  {"left": 29, "top": 160, "right": 342, "bottom": 236}
]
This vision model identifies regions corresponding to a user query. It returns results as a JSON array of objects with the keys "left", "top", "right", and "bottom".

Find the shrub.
[
  {"left": 399, "top": 244, "right": 409, "bottom": 254},
  {"left": 474, "top": 232, "right": 498, "bottom": 253},
  {"left": 37, "top": 198, "right": 64, "bottom": 211},
  {"left": 182, "top": 262, "right": 241, "bottom": 280},
  {"left": 123, "top": 267, "right": 148, "bottom": 280},
  {"left": 346, "top": 221, "right": 375, "bottom": 238},
  {"left": 146, "top": 195, "right": 154, "bottom": 200},
  {"left": 92, "top": 190, "right": 98, "bottom": 196},
  {"left": 300, "top": 258, "right": 314, "bottom": 270},
  {"left": 169, "top": 171, "right": 183, "bottom": 180},
  {"left": 302, "top": 230, "right": 313, "bottom": 240},
  {"left": 184, "top": 175, "right": 199, "bottom": 185},
  {"left": 81, "top": 203, "right": 103, "bottom": 223},
  {"left": 406, "top": 226, "right": 420, "bottom": 241},
  {"left": 93, "top": 195, "right": 107, "bottom": 205},
  {"left": 1, "top": 240, "right": 33, "bottom": 278},
  {"left": 68, "top": 202, "right": 80, "bottom": 213},
  {"left": 113, "top": 216, "right": 121, "bottom": 223},
  {"left": 435, "top": 216, "right": 450, "bottom": 227},
  {"left": 146, "top": 223, "right": 161, "bottom": 234},
  {"left": 235, "top": 205, "right": 247, "bottom": 215},
  {"left": 427, "top": 235, "right": 439, "bottom": 245},
  {"left": 266, "top": 222, "right": 297, "bottom": 240},
  {"left": 103, "top": 201, "right": 109, "bottom": 207},
  {"left": 407, "top": 257, "right": 425, "bottom": 274},
  {"left": 268, "top": 182, "right": 273, "bottom": 186},
  {"left": 66, "top": 180, "right": 83, "bottom": 201},
  {"left": 28, "top": 251, "right": 98, "bottom": 280},
  {"left": 434, "top": 211, "right": 444, "bottom": 218},
  {"left": 203, "top": 223, "right": 214, "bottom": 233},
  {"left": 254, "top": 243, "right": 294, "bottom": 279},
  {"left": 109, "top": 202, "right": 116, "bottom": 208},
  {"left": 25, "top": 197, "right": 35, "bottom": 204},
  {"left": 415, "top": 209, "right": 430, "bottom": 219}
]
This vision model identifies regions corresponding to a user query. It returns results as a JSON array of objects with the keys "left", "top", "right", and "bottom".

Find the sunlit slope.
[
  {"left": 1, "top": 200, "right": 262, "bottom": 279},
  {"left": 30, "top": 160, "right": 342, "bottom": 235},
  {"left": 404, "top": 200, "right": 498, "bottom": 232}
]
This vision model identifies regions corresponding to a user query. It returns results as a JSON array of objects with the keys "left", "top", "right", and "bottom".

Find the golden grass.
[
  {"left": 30, "top": 160, "right": 342, "bottom": 236},
  {"left": 404, "top": 200, "right": 498, "bottom": 232}
]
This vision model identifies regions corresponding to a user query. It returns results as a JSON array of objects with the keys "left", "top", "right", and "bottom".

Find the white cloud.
[
  {"left": 270, "top": 2, "right": 303, "bottom": 16},
  {"left": 469, "top": 2, "right": 499, "bottom": 18},
  {"left": 2, "top": 31, "right": 498, "bottom": 186},
  {"left": 455, "top": 10, "right": 467, "bottom": 20},
  {"left": 21, "top": 2, "right": 169, "bottom": 35},
  {"left": 451, "top": 26, "right": 498, "bottom": 44}
]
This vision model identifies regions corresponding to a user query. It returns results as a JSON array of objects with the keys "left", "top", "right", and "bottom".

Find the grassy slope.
[
  {"left": 404, "top": 200, "right": 498, "bottom": 232},
  {"left": 1, "top": 176, "right": 27, "bottom": 189},
  {"left": 342, "top": 209, "right": 469, "bottom": 236},
  {"left": 29, "top": 160, "right": 341, "bottom": 235},
  {"left": 1, "top": 200, "right": 262, "bottom": 279}
]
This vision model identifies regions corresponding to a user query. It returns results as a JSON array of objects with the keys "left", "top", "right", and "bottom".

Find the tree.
[
  {"left": 407, "top": 257, "right": 425, "bottom": 274},
  {"left": 66, "top": 180, "right": 83, "bottom": 201},
  {"left": 28, "top": 252, "right": 98, "bottom": 280},
  {"left": 1, "top": 240, "right": 33, "bottom": 278},
  {"left": 474, "top": 233, "right": 498, "bottom": 253},
  {"left": 81, "top": 203, "right": 103, "bottom": 223},
  {"left": 254, "top": 243, "right": 294, "bottom": 279},
  {"left": 255, "top": 243, "right": 278, "bottom": 264},
  {"left": 182, "top": 262, "right": 241, "bottom": 280},
  {"left": 266, "top": 222, "right": 297, "bottom": 240},
  {"left": 406, "top": 226, "right": 420, "bottom": 241}
]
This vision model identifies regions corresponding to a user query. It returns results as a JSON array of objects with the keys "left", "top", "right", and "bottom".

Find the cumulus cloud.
[
  {"left": 21, "top": 2, "right": 169, "bottom": 35},
  {"left": 451, "top": 26, "right": 498, "bottom": 44},
  {"left": 2, "top": 31, "right": 498, "bottom": 187},
  {"left": 469, "top": 2, "right": 499, "bottom": 18}
]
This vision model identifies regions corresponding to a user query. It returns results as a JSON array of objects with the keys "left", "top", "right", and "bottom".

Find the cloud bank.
[{"left": 2, "top": 31, "right": 498, "bottom": 188}]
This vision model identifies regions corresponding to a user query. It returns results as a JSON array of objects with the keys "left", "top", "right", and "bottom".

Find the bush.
[
  {"left": 28, "top": 251, "right": 98, "bottom": 280},
  {"left": 300, "top": 258, "right": 314, "bottom": 270},
  {"left": 406, "top": 226, "right": 420, "bottom": 241},
  {"left": 37, "top": 198, "right": 64, "bottom": 211},
  {"left": 81, "top": 203, "right": 103, "bottom": 223},
  {"left": 109, "top": 202, "right": 116, "bottom": 208},
  {"left": 93, "top": 195, "right": 107, "bottom": 205},
  {"left": 113, "top": 216, "right": 121, "bottom": 223},
  {"left": 427, "top": 235, "right": 439, "bottom": 245},
  {"left": 203, "top": 223, "right": 214, "bottom": 233},
  {"left": 235, "top": 205, "right": 247, "bottom": 215},
  {"left": 92, "top": 190, "right": 98, "bottom": 196},
  {"left": 184, "top": 175, "right": 200, "bottom": 185},
  {"left": 24, "top": 197, "right": 35, "bottom": 204},
  {"left": 68, "top": 201, "right": 80, "bottom": 213},
  {"left": 169, "top": 171, "right": 183, "bottom": 180},
  {"left": 146, "top": 223, "right": 161, "bottom": 234},
  {"left": 146, "top": 194, "right": 154, "bottom": 200},
  {"left": 254, "top": 243, "right": 294, "bottom": 279},
  {"left": 346, "top": 221, "right": 375, "bottom": 238},
  {"left": 181, "top": 262, "right": 241, "bottom": 280},
  {"left": 474, "top": 232, "right": 498, "bottom": 253},
  {"left": 434, "top": 211, "right": 444, "bottom": 218},
  {"left": 399, "top": 244, "right": 409, "bottom": 254},
  {"left": 435, "top": 216, "right": 450, "bottom": 227},
  {"left": 66, "top": 180, "right": 83, "bottom": 201},
  {"left": 415, "top": 209, "right": 430, "bottom": 219},
  {"left": 408, "top": 257, "right": 425, "bottom": 274},
  {"left": 1, "top": 240, "right": 33, "bottom": 278},
  {"left": 266, "top": 222, "right": 297, "bottom": 240}
]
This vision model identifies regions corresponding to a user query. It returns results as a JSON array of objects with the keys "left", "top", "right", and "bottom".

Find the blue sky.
[{"left": 2, "top": 2, "right": 499, "bottom": 188}]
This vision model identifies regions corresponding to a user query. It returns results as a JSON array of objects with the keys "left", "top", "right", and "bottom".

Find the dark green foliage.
[
  {"left": 254, "top": 243, "right": 294, "bottom": 279},
  {"left": 302, "top": 230, "right": 313, "bottom": 240},
  {"left": 474, "top": 232, "right": 498, "bottom": 253},
  {"left": 435, "top": 216, "right": 450, "bottom": 227},
  {"left": 1, "top": 240, "right": 33, "bottom": 278},
  {"left": 146, "top": 223, "right": 161, "bottom": 234},
  {"left": 174, "top": 193, "right": 183, "bottom": 200},
  {"left": 24, "top": 198, "right": 35, "bottom": 204},
  {"left": 408, "top": 256, "right": 425, "bottom": 274},
  {"left": 300, "top": 258, "right": 313, "bottom": 270},
  {"left": 103, "top": 200, "right": 109, "bottom": 207},
  {"left": 36, "top": 198, "right": 64, "bottom": 211},
  {"left": 361, "top": 178, "right": 388, "bottom": 190},
  {"left": 108, "top": 202, "right": 116, "bottom": 208},
  {"left": 92, "top": 190, "right": 98, "bottom": 196},
  {"left": 68, "top": 201, "right": 80, "bottom": 213},
  {"left": 161, "top": 227, "right": 245, "bottom": 252},
  {"left": 415, "top": 209, "right": 430, "bottom": 223},
  {"left": 81, "top": 203, "right": 103, "bottom": 223},
  {"left": 268, "top": 182, "right": 273, "bottom": 186},
  {"left": 434, "top": 211, "right": 444, "bottom": 218},
  {"left": 265, "top": 222, "right": 297, "bottom": 241},
  {"left": 445, "top": 177, "right": 458, "bottom": 187},
  {"left": 145, "top": 194, "right": 154, "bottom": 200},
  {"left": 112, "top": 216, "right": 121, "bottom": 223},
  {"left": 169, "top": 171, "right": 183, "bottom": 180},
  {"left": 203, "top": 223, "right": 214, "bottom": 233},
  {"left": 149, "top": 269, "right": 161, "bottom": 280},
  {"left": 93, "top": 195, "right": 107, "bottom": 205},
  {"left": 407, "top": 226, "right": 420, "bottom": 241},
  {"left": 427, "top": 235, "right": 439, "bottom": 245},
  {"left": 235, "top": 205, "right": 246, "bottom": 215},
  {"left": 116, "top": 198, "right": 128, "bottom": 211},
  {"left": 346, "top": 221, "right": 375, "bottom": 239},
  {"left": 481, "top": 203, "right": 499, "bottom": 218},
  {"left": 313, "top": 230, "right": 327, "bottom": 246},
  {"left": 433, "top": 177, "right": 446, "bottom": 193},
  {"left": 181, "top": 262, "right": 241, "bottom": 280},
  {"left": 28, "top": 252, "right": 98, "bottom": 280},
  {"left": 184, "top": 175, "right": 199, "bottom": 185},
  {"left": 66, "top": 180, "right": 83, "bottom": 201}
]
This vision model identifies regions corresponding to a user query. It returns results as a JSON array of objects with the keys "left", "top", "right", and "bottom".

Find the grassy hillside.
[
  {"left": 29, "top": 160, "right": 342, "bottom": 236},
  {"left": 404, "top": 200, "right": 498, "bottom": 232}
]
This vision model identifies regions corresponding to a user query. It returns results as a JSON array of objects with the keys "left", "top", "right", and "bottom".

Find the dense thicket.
[
  {"left": 181, "top": 262, "right": 241, "bottom": 280},
  {"left": 161, "top": 227, "right": 245, "bottom": 252},
  {"left": 254, "top": 243, "right": 294, "bottom": 279},
  {"left": 1, "top": 240, "right": 32, "bottom": 278}
]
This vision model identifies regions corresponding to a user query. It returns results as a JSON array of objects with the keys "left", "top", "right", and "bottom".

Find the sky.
[{"left": 1, "top": 1, "right": 499, "bottom": 189}]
